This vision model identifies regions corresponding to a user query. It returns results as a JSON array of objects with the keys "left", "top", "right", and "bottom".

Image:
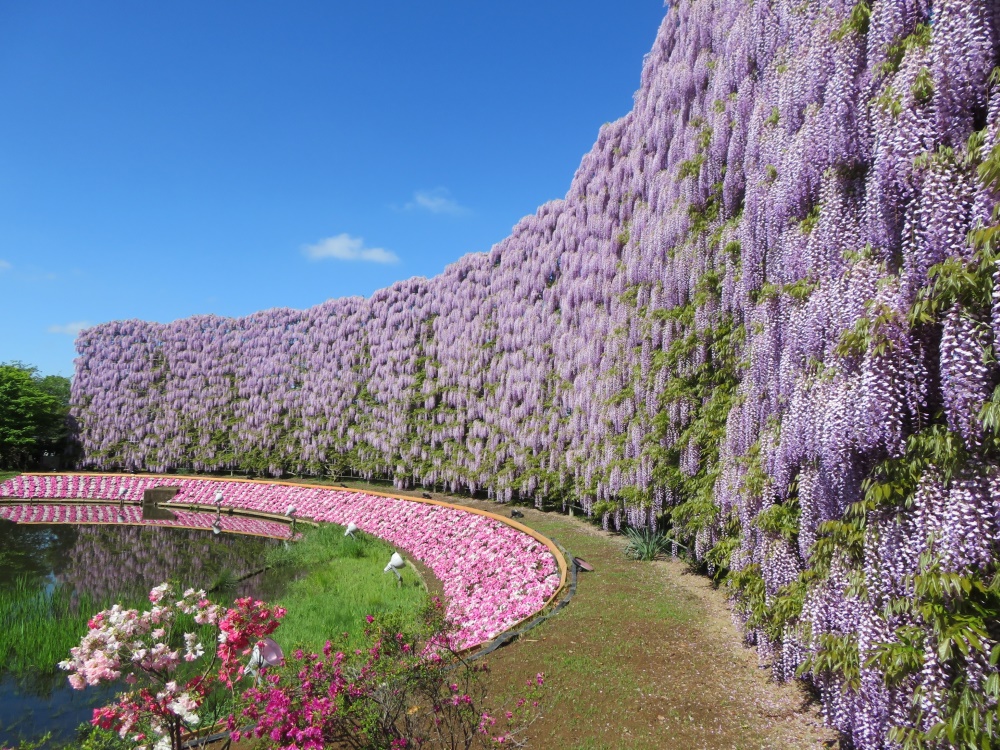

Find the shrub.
[
  {"left": 60, "top": 583, "right": 285, "bottom": 750},
  {"left": 234, "top": 599, "right": 544, "bottom": 749},
  {"left": 61, "top": 586, "right": 544, "bottom": 750}
]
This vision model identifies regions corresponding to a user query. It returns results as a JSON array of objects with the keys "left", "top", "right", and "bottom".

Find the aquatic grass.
[
  {"left": 207, "top": 567, "right": 241, "bottom": 594},
  {"left": 268, "top": 524, "right": 427, "bottom": 654},
  {"left": 0, "top": 579, "right": 145, "bottom": 682}
]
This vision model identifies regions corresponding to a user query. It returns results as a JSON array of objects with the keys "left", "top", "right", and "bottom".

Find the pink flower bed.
[
  {"left": 0, "top": 474, "right": 563, "bottom": 649},
  {"left": 0, "top": 502, "right": 292, "bottom": 538}
]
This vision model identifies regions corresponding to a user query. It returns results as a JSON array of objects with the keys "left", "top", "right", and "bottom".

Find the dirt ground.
[{"left": 439, "top": 497, "right": 838, "bottom": 750}]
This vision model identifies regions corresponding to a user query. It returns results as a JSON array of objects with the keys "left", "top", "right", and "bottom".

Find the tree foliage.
[{"left": 0, "top": 363, "right": 72, "bottom": 469}]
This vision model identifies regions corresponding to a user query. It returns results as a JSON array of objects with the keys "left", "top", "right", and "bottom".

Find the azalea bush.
[
  {"left": 233, "top": 599, "right": 545, "bottom": 750},
  {"left": 60, "top": 583, "right": 285, "bottom": 750},
  {"left": 62, "top": 585, "right": 543, "bottom": 750}
]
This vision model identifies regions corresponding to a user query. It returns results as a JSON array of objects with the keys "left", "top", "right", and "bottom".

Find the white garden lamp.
[
  {"left": 345, "top": 522, "right": 359, "bottom": 538},
  {"left": 210, "top": 490, "right": 224, "bottom": 532},
  {"left": 246, "top": 637, "right": 284, "bottom": 683},
  {"left": 117, "top": 487, "right": 127, "bottom": 522},
  {"left": 285, "top": 505, "right": 297, "bottom": 535},
  {"left": 384, "top": 551, "right": 406, "bottom": 584}
]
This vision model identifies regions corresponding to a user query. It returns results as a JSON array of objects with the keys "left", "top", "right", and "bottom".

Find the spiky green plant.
[{"left": 623, "top": 527, "right": 670, "bottom": 561}]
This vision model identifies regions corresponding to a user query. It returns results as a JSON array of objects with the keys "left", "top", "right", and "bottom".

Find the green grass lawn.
[
  {"left": 266, "top": 523, "right": 427, "bottom": 655},
  {"left": 459, "top": 502, "right": 838, "bottom": 749}
]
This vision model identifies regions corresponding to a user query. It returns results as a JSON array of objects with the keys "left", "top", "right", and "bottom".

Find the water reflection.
[
  {"left": 56, "top": 523, "right": 280, "bottom": 601},
  {"left": 0, "top": 521, "right": 77, "bottom": 589},
  {"left": 0, "top": 520, "right": 285, "bottom": 747},
  {"left": 0, "top": 673, "right": 118, "bottom": 747}
]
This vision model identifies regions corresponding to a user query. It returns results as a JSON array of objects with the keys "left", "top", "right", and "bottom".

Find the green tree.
[{"left": 0, "top": 363, "right": 71, "bottom": 470}]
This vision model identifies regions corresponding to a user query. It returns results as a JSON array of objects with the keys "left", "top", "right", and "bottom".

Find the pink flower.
[{"left": 5, "top": 476, "right": 562, "bottom": 651}]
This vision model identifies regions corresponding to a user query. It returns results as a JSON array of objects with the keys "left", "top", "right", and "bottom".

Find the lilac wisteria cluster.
[
  {"left": 70, "top": 1, "right": 1000, "bottom": 745},
  {"left": 0, "top": 475, "right": 562, "bottom": 649}
]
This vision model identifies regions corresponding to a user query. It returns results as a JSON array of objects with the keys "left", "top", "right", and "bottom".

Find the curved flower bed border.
[
  {"left": 0, "top": 502, "right": 295, "bottom": 538},
  {"left": 0, "top": 473, "right": 568, "bottom": 650}
]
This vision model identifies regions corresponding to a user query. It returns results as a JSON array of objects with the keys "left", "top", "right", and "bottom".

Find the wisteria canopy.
[{"left": 69, "top": 1, "right": 1000, "bottom": 747}]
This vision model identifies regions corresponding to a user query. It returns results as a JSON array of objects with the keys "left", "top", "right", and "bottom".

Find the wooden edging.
[{"left": 15, "top": 473, "right": 571, "bottom": 647}]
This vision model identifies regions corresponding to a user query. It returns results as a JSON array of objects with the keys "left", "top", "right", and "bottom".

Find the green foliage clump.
[
  {"left": 615, "top": 222, "right": 632, "bottom": 248},
  {"left": 831, "top": 1, "right": 871, "bottom": 42},
  {"left": 677, "top": 153, "right": 705, "bottom": 180},
  {"left": 754, "top": 499, "right": 800, "bottom": 541},
  {"left": 623, "top": 527, "right": 671, "bottom": 561},
  {"left": 0, "top": 363, "right": 72, "bottom": 470},
  {"left": 0, "top": 735, "right": 52, "bottom": 750},
  {"left": 75, "top": 726, "right": 130, "bottom": 750},
  {"left": 874, "top": 86, "right": 903, "bottom": 117},
  {"left": 876, "top": 23, "right": 931, "bottom": 77},
  {"left": 911, "top": 66, "right": 935, "bottom": 104},
  {"left": 796, "top": 203, "right": 822, "bottom": 235}
]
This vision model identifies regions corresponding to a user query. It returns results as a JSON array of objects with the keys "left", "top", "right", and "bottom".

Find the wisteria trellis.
[{"left": 68, "top": 2, "right": 1000, "bottom": 746}]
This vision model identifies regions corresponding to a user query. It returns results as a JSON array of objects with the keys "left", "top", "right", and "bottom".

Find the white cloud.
[
  {"left": 0, "top": 260, "right": 10, "bottom": 272},
  {"left": 302, "top": 234, "right": 399, "bottom": 264},
  {"left": 48, "top": 321, "right": 91, "bottom": 336},
  {"left": 404, "top": 188, "right": 469, "bottom": 216}
]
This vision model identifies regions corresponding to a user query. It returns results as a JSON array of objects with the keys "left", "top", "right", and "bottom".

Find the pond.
[{"left": 0, "top": 514, "right": 289, "bottom": 748}]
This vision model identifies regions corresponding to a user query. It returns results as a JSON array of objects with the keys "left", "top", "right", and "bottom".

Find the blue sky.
[{"left": 0, "top": 1, "right": 666, "bottom": 378}]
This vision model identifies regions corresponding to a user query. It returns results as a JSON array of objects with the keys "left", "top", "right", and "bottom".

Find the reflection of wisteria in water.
[
  {"left": 55, "top": 524, "right": 281, "bottom": 602},
  {"left": 0, "top": 502, "right": 294, "bottom": 537},
  {"left": 0, "top": 522, "right": 288, "bottom": 746}
]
